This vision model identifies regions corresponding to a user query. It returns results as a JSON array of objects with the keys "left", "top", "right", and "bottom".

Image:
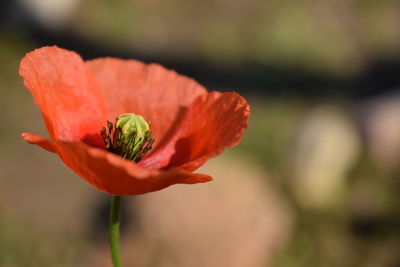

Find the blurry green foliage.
[
  {"left": 235, "top": 97, "right": 305, "bottom": 177},
  {"left": 0, "top": 215, "right": 88, "bottom": 267},
  {"left": 0, "top": 32, "right": 33, "bottom": 155},
  {"left": 73, "top": 0, "right": 400, "bottom": 75}
]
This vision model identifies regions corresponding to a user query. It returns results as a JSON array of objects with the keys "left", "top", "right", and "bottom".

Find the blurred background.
[{"left": 1, "top": 0, "right": 400, "bottom": 266}]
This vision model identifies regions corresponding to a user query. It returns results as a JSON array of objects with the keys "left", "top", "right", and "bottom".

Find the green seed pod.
[{"left": 116, "top": 113, "right": 150, "bottom": 138}]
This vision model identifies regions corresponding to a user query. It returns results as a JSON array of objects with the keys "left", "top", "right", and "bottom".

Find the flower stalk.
[{"left": 109, "top": 195, "right": 123, "bottom": 267}]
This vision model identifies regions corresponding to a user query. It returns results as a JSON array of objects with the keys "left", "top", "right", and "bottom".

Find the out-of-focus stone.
[
  {"left": 364, "top": 93, "right": 400, "bottom": 171},
  {"left": 85, "top": 154, "right": 293, "bottom": 267},
  {"left": 18, "top": 0, "right": 80, "bottom": 28},
  {"left": 290, "top": 105, "right": 361, "bottom": 209}
]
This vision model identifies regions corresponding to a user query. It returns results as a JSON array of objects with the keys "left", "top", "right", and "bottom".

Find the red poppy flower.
[{"left": 20, "top": 46, "right": 250, "bottom": 195}]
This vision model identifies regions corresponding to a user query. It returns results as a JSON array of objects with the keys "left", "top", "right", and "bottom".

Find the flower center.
[{"left": 100, "top": 113, "right": 155, "bottom": 162}]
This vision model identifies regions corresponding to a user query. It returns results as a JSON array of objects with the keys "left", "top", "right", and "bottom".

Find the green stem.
[{"left": 109, "top": 196, "right": 123, "bottom": 267}]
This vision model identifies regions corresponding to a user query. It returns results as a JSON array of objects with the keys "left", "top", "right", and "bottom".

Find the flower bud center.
[{"left": 100, "top": 113, "right": 154, "bottom": 162}]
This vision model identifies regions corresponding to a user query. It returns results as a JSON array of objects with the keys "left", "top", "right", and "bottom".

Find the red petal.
[
  {"left": 21, "top": 133, "right": 212, "bottom": 195},
  {"left": 85, "top": 58, "right": 206, "bottom": 150},
  {"left": 19, "top": 46, "right": 108, "bottom": 146},
  {"left": 141, "top": 92, "right": 250, "bottom": 170}
]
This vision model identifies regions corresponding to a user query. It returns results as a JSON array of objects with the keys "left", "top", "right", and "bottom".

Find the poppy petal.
[
  {"left": 141, "top": 92, "right": 250, "bottom": 170},
  {"left": 19, "top": 46, "right": 108, "bottom": 146},
  {"left": 21, "top": 133, "right": 212, "bottom": 195},
  {"left": 85, "top": 58, "right": 206, "bottom": 150}
]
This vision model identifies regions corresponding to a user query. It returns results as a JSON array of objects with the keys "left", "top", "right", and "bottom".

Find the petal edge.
[{"left": 22, "top": 133, "right": 212, "bottom": 195}]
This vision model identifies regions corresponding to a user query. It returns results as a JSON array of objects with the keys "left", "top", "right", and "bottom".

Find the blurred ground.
[{"left": 1, "top": 0, "right": 400, "bottom": 266}]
